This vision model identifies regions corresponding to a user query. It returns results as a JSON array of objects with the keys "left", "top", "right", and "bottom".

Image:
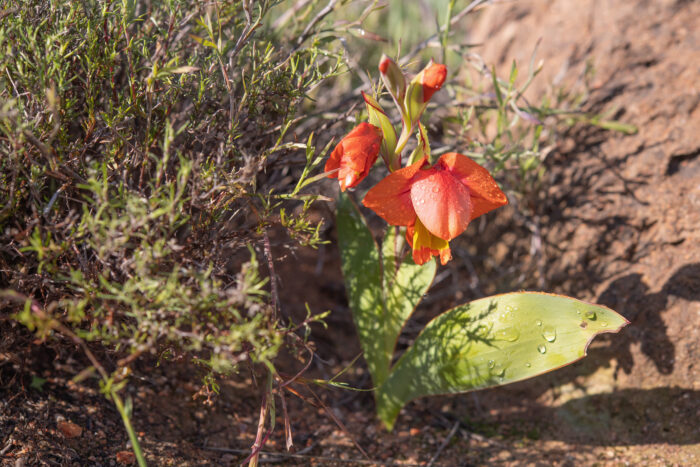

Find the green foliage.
[
  {"left": 376, "top": 293, "right": 628, "bottom": 429},
  {"left": 336, "top": 193, "right": 435, "bottom": 387},
  {"left": 0, "top": 0, "right": 359, "bottom": 460}
]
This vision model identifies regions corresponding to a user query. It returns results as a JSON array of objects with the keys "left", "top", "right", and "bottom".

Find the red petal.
[
  {"left": 410, "top": 167, "right": 473, "bottom": 241},
  {"left": 363, "top": 157, "right": 426, "bottom": 226},
  {"left": 422, "top": 63, "right": 447, "bottom": 102},
  {"left": 438, "top": 152, "right": 507, "bottom": 219},
  {"left": 327, "top": 123, "right": 382, "bottom": 191},
  {"left": 324, "top": 144, "right": 342, "bottom": 177}
]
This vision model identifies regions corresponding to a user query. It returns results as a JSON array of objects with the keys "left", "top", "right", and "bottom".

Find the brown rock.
[
  {"left": 57, "top": 420, "right": 83, "bottom": 438},
  {"left": 116, "top": 450, "right": 136, "bottom": 465}
]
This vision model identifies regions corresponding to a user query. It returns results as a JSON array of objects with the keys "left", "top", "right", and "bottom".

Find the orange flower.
[
  {"left": 421, "top": 63, "right": 447, "bottom": 102},
  {"left": 325, "top": 123, "right": 383, "bottom": 191},
  {"left": 363, "top": 153, "right": 507, "bottom": 265}
]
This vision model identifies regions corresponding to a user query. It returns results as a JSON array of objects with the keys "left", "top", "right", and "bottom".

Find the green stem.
[
  {"left": 111, "top": 391, "right": 147, "bottom": 467},
  {"left": 393, "top": 122, "right": 414, "bottom": 167}
]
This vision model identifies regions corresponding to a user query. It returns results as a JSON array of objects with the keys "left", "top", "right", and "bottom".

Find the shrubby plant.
[{"left": 0, "top": 1, "right": 351, "bottom": 464}]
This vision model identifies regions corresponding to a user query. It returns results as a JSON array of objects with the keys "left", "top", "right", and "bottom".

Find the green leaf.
[
  {"left": 336, "top": 197, "right": 435, "bottom": 388},
  {"left": 376, "top": 292, "right": 628, "bottom": 429},
  {"left": 336, "top": 193, "right": 385, "bottom": 384},
  {"left": 382, "top": 226, "right": 435, "bottom": 383}
]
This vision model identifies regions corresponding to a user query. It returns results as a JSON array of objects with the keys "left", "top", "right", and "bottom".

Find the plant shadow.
[{"left": 464, "top": 386, "right": 700, "bottom": 446}]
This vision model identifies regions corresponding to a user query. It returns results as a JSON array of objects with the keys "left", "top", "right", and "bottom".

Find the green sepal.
[
  {"left": 403, "top": 76, "right": 426, "bottom": 130},
  {"left": 362, "top": 92, "right": 397, "bottom": 167}
]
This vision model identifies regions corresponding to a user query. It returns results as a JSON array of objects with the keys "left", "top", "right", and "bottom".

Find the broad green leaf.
[
  {"left": 376, "top": 292, "right": 628, "bottom": 429},
  {"left": 336, "top": 193, "right": 386, "bottom": 385},
  {"left": 382, "top": 227, "right": 436, "bottom": 382},
  {"left": 337, "top": 196, "right": 435, "bottom": 388}
]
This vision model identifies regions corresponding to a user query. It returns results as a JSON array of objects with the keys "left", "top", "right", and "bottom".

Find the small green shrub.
[{"left": 0, "top": 1, "right": 354, "bottom": 463}]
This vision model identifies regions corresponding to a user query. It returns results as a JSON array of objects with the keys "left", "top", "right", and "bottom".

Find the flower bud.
[
  {"left": 421, "top": 62, "right": 447, "bottom": 102},
  {"left": 378, "top": 55, "right": 407, "bottom": 103}
]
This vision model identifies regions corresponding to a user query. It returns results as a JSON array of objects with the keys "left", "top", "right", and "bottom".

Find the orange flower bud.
[
  {"left": 421, "top": 63, "right": 447, "bottom": 102},
  {"left": 379, "top": 57, "right": 390, "bottom": 74},
  {"left": 325, "top": 123, "right": 383, "bottom": 191},
  {"left": 378, "top": 55, "right": 407, "bottom": 104}
]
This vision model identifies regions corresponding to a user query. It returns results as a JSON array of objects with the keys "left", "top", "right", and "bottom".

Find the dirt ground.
[{"left": 2, "top": 0, "right": 699, "bottom": 465}]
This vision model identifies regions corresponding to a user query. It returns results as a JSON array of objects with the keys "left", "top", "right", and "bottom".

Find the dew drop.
[
  {"left": 487, "top": 360, "right": 495, "bottom": 369},
  {"left": 525, "top": 362, "right": 531, "bottom": 368},
  {"left": 541, "top": 326, "right": 557, "bottom": 343},
  {"left": 505, "top": 305, "right": 514, "bottom": 312},
  {"left": 584, "top": 310, "right": 597, "bottom": 321},
  {"left": 601, "top": 321, "right": 608, "bottom": 327},
  {"left": 535, "top": 319, "right": 543, "bottom": 327},
  {"left": 495, "top": 367, "right": 506, "bottom": 378},
  {"left": 496, "top": 327, "right": 520, "bottom": 342},
  {"left": 537, "top": 344, "right": 547, "bottom": 354}
]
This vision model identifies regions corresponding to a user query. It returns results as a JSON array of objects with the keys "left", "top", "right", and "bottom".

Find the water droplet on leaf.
[
  {"left": 585, "top": 311, "right": 597, "bottom": 321},
  {"left": 525, "top": 362, "right": 531, "bottom": 368},
  {"left": 537, "top": 344, "right": 547, "bottom": 354},
  {"left": 541, "top": 326, "right": 556, "bottom": 343},
  {"left": 496, "top": 327, "right": 520, "bottom": 342},
  {"left": 536, "top": 319, "right": 543, "bottom": 327},
  {"left": 488, "top": 360, "right": 495, "bottom": 369}
]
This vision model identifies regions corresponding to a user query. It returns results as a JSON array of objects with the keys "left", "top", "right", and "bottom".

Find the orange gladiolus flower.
[
  {"left": 325, "top": 122, "right": 383, "bottom": 191},
  {"left": 363, "top": 153, "right": 507, "bottom": 265},
  {"left": 421, "top": 63, "right": 447, "bottom": 102}
]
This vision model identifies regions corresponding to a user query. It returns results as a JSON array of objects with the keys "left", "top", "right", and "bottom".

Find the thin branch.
[
  {"left": 400, "top": 0, "right": 492, "bottom": 65},
  {"left": 426, "top": 420, "right": 460, "bottom": 467},
  {"left": 263, "top": 230, "right": 279, "bottom": 318},
  {"left": 296, "top": 0, "right": 340, "bottom": 47}
]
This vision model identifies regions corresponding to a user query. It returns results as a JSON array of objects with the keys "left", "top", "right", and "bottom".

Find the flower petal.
[
  {"left": 362, "top": 157, "right": 426, "bottom": 226},
  {"left": 324, "top": 143, "right": 342, "bottom": 176},
  {"left": 326, "top": 123, "right": 383, "bottom": 191},
  {"left": 438, "top": 152, "right": 508, "bottom": 219},
  {"left": 407, "top": 219, "right": 452, "bottom": 265},
  {"left": 410, "top": 167, "right": 473, "bottom": 241}
]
